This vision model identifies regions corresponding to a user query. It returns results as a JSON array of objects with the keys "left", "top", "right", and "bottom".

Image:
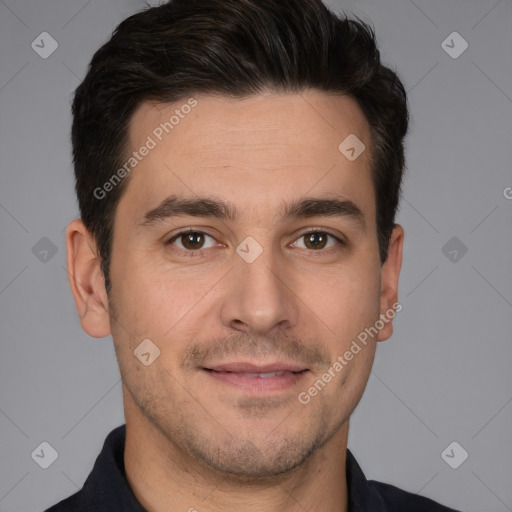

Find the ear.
[
  {"left": 377, "top": 224, "right": 404, "bottom": 342},
  {"left": 65, "top": 218, "right": 111, "bottom": 338}
]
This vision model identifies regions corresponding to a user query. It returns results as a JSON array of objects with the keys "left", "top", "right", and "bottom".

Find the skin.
[{"left": 66, "top": 90, "right": 404, "bottom": 512}]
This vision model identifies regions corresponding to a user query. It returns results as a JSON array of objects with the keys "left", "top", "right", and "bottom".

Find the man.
[{"left": 46, "top": 0, "right": 462, "bottom": 510}]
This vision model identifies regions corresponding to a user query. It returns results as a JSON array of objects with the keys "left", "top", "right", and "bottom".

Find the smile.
[{"left": 202, "top": 363, "right": 309, "bottom": 393}]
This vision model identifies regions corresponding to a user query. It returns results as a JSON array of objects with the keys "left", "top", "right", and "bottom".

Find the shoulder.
[
  {"left": 369, "top": 479, "right": 462, "bottom": 512},
  {"left": 43, "top": 491, "right": 88, "bottom": 512}
]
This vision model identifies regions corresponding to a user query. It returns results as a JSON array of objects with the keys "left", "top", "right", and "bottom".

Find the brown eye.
[
  {"left": 304, "top": 232, "right": 328, "bottom": 250},
  {"left": 169, "top": 231, "right": 217, "bottom": 251},
  {"left": 292, "top": 231, "right": 341, "bottom": 251},
  {"left": 181, "top": 232, "right": 205, "bottom": 250}
]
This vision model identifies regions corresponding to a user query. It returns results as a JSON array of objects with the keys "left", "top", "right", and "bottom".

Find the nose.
[{"left": 219, "top": 244, "right": 299, "bottom": 335}]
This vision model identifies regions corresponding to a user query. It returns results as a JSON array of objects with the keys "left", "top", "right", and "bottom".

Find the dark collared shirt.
[{"left": 45, "top": 425, "right": 461, "bottom": 511}]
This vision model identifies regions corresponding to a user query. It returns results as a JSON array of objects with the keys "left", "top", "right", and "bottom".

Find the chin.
[
  {"left": 178, "top": 412, "right": 340, "bottom": 481},
  {"left": 188, "top": 436, "right": 320, "bottom": 480}
]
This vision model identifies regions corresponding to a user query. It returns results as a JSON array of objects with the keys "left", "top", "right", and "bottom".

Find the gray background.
[{"left": 0, "top": 0, "right": 511, "bottom": 511}]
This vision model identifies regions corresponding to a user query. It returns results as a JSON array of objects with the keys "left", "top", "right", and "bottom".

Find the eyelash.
[{"left": 165, "top": 229, "right": 345, "bottom": 257}]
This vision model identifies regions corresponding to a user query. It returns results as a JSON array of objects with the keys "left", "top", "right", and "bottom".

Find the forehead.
[
  {"left": 118, "top": 91, "right": 375, "bottom": 224},
  {"left": 128, "top": 91, "right": 370, "bottom": 157}
]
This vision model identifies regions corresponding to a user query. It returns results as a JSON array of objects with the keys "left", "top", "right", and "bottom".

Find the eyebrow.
[{"left": 137, "top": 194, "right": 366, "bottom": 232}]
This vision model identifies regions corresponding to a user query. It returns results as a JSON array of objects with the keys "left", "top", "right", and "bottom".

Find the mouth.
[{"left": 201, "top": 362, "right": 309, "bottom": 393}]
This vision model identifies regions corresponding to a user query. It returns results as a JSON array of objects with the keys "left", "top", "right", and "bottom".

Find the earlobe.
[
  {"left": 65, "top": 219, "right": 112, "bottom": 338},
  {"left": 377, "top": 224, "right": 404, "bottom": 342}
]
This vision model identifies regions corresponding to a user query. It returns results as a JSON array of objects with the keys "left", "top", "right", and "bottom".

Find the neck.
[{"left": 123, "top": 394, "right": 349, "bottom": 512}]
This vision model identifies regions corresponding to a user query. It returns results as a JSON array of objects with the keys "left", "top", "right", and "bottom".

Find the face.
[{"left": 72, "top": 91, "right": 403, "bottom": 478}]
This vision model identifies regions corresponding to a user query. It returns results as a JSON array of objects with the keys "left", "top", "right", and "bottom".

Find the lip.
[
  {"left": 202, "top": 361, "right": 309, "bottom": 393},
  {"left": 206, "top": 362, "right": 308, "bottom": 373}
]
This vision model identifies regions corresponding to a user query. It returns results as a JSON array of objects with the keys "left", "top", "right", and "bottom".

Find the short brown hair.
[{"left": 71, "top": 0, "right": 409, "bottom": 292}]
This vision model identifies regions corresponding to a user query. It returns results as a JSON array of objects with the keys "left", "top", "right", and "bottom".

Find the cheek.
[
  {"left": 304, "top": 263, "right": 381, "bottom": 336},
  {"left": 110, "top": 256, "right": 223, "bottom": 346},
  {"left": 336, "top": 343, "right": 376, "bottom": 413}
]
